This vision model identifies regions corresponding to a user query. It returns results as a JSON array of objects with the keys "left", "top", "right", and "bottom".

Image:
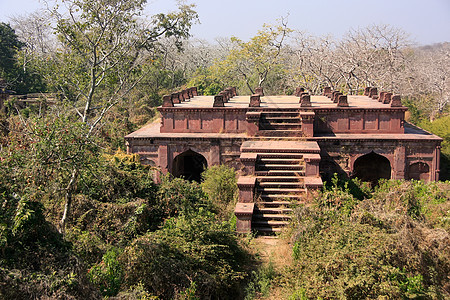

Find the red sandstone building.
[{"left": 125, "top": 87, "right": 442, "bottom": 233}]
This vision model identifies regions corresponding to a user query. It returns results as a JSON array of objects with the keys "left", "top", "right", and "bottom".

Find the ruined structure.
[{"left": 125, "top": 87, "right": 442, "bottom": 233}]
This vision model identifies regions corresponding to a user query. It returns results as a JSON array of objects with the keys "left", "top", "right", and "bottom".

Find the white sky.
[{"left": 0, "top": 0, "right": 449, "bottom": 45}]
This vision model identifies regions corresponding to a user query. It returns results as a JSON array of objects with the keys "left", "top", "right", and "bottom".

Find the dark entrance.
[
  {"left": 408, "top": 162, "right": 430, "bottom": 181},
  {"left": 172, "top": 150, "right": 207, "bottom": 182},
  {"left": 353, "top": 152, "right": 391, "bottom": 185}
]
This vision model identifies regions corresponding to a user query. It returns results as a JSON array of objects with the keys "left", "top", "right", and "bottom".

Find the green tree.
[
  {"left": 212, "top": 20, "right": 291, "bottom": 94},
  {"left": 0, "top": 22, "right": 24, "bottom": 90},
  {"left": 43, "top": 0, "right": 198, "bottom": 232}
]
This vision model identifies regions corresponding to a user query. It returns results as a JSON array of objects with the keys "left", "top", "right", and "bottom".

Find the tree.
[
  {"left": 0, "top": 22, "right": 24, "bottom": 90},
  {"left": 44, "top": 0, "right": 198, "bottom": 233},
  {"left": 212, "top": 20, "right": 291, "bottom": 94}
]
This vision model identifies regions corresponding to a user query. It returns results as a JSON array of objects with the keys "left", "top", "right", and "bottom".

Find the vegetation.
[
  {"left": 0, "top": 0, "right": 449, "bottom": 298},
  {"left": 284, "top": 177, "right": 450, "bottom": 299}
]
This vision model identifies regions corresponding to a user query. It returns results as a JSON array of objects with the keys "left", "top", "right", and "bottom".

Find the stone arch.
[
  {"left": 407, "top": 161, "right": 430, "bottom": 181},
  {"left": 353, "top": 151, "right": 391, "bottom": 185},
  {"left": 172, "top": 149, "right": 207, "bottom": 182}
]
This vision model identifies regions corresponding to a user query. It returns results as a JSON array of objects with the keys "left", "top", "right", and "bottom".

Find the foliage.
[
  {"left": 0, "top": 22, "right": 24, "bottom": 90},
  {"left": 121, "top": 209, "right": 251, "bottom": 299},
  {"left": 286, "top": 180, "right": 450, "bottom": 299},
  {"left": 88, "top": 247, "right": 124, "bottom": 296},
  {"left": 244, "top": 262, "right": 277, "bottom": 300},
  {"left": 201, "top": 164, "right": 238, "bottom": 220}
]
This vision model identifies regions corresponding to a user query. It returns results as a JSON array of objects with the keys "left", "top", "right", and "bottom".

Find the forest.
[{"left": 0, "top": 0, "right": 449, "bottom": 298}]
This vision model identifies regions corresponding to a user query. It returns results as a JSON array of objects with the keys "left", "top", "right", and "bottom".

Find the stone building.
[{"left": 125, "top": 87, "right": 442, "bottom": 233}]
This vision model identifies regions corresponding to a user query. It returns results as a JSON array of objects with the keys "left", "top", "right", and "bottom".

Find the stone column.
[
  {"left": 300, "top": 94, "right": 311, "bottom": 107},
  {"left": 235, "top": 202, "right": 254, "bottom": 233},
  {"left": 337, "top": 95, "right": 348, "bottom": 107},
  {"left": 246, "top": 112, "right": 261, "bottom": 136},
  {"left": 213, "top": 95, "right": 224, "bottom": 107},
  {"left": 162, "top": 95, "right": 173, "bottom": 107},
  {"left": 391, "top": 95, "right": 402, "bottom": 107},
  {"left": 323, "top": 87, "right": 332, "bottom": 97},
  {"left": 249, "top": 94, "right": 261, "bottom": 107},
  {"left": 393, "top": 145, "right": 405, "bottom": 179}
]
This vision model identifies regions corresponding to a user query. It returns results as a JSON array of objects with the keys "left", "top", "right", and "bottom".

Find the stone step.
[
  {"left": 257, "top": 187, "right": 306, "bottom": 194},
  {"left": 256, "top": 170, "right": 306, "bottom": 176},
  {"left": 258, "top": 175, "right": 301, "bottom": 182},
  {"left": 255, "top": 207, "right": 293, "bottom": 214},
  {"left": 258, "top": 201, "right": 292, "bottom": 207},
  {"left": 253, "top": 213, "right": 292, "bottom": 220},
  {"left": 259, "top": 194, "right": 303, "bottom": 201},
  {"left": 252, "top": 220, "right": 290, "bottom": 227},
  {"left": 260, "top": 124, "right": 303, "bottom": 130},
  {"left": 256, "top": 153, "right": 305, "bottom": 159},
  {"left": 259, "top": 181, "right": 304, "bottom": 188},
  {"left": 257, "top": 164, "right": 304, "bottom": 170},
  {"left": 261, "top": 115, "right": 300, "bottom": 120},
  {"left": 256, "top": 130, "right": 303, "bottom": 137},
  {"left": 252, "top": 226, "right": 283, "bottom": 233},
  {"left": 241, "top": 141, "right": 321, "bottom": 154},
  {"left": 259, "top": 157, "right": 303, "bottom": 164}
]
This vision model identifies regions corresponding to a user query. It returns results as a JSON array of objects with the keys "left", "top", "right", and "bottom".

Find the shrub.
[
  {"left": 88, "top": 247, "right": 123, "bottom": 297},
  {"left": 201, "top": 165, "right": 238, "bottom": 219}
]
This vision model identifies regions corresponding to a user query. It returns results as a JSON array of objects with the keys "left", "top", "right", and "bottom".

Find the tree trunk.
[{"left": 59, "top": 168, "right": 78, "bottom": 235}]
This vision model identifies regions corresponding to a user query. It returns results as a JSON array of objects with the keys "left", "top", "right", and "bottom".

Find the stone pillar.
[
  {"left": 300, "top": 112, "right": 315, "bottom": 137},
  {"left": 383, "top": 92, "right": 392, "bottom": 104},
  {"left": 237, "top": 176, "right": 256, "bottom": 203},
  {"left": 225, "top": 88, "right": 234, "bottom": 99},
  {"left": 171, "top": 92, "right": 180, "bottom": 104},
  {"left": 303, "top": 154, "right": 321, "bottom": 177},
  {"left": 332, "top": 92, "right": 342, "bottom": 103},
  {"left": 182, "top": 89, "right": 190, "bottom": 100},
  {"left": 369, "top": 87, "right": 378, "bottom": 99},
  {"left": 379, "top": 92, "right": 386, "bottom": 103},
  {"left": 210, "top": 139, "right": 220, "bottom": 165},
  {"left": 337, "top": 95, "right": 349, "bottom": 107},
  {"left": 323, "top": 87, "right": 332, "bottom": 97},
  {"left": 219, "top": 91, "right": 229, "bottom": 103},
  {"left": 213, "top": 95, "right": 224, "bottom": 107},
  {"left": 364, "top": 87, "right": 371, "bottom": 96},
  {"left": 390, "top": 95, "right": 402, "bottom": 107},
  {"left": 240, "top": 153, "right": 258, "bottom": 176},
  {"left": 235, "top": 202, "right": 254, "bottom": 233},
  {"left": 255, "top": 87, "right": 264, "bottom": 96},
  {"left": 158, "top": 144, "right": 169, "bottom": 181},
  {"left": 162, "top": 95, "right": 174, "bottom": 107},
  {"left": 191, "top": 87, "right": 198, "bottom": 96},
  {"left": 246, "top": 112, "right": 261, "bottom": 136},
  {"left": 249, "top": 94, "right": 261, "bottom": 107},
  {"left": 393, "top": 146, "right": 406, "bottom": 179},
  {"left": 300, "top": 94, "right": 311, "bottom": 107}
]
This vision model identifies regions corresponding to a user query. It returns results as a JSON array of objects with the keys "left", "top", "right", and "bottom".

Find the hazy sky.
[{"left": 1, "top": 0, "right": 449, "bottom": 45}]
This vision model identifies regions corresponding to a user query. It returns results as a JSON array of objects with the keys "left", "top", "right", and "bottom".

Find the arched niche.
[
  {"left": 353, "top": 152, "right": 391, "bottom": 185},
  {"left": 407, "top": 162, "right": 430, "bottom": 181},
  {"left": 172, "top": 149, "right": 207, "bottom": 182}
]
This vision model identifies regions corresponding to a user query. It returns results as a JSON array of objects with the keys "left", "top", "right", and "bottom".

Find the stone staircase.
[
  {"left": 257, "top": 111, "right": 303, "bottom": 137},
  {"left": 239, "top": 140, "right": 321, "bottom": 234}
]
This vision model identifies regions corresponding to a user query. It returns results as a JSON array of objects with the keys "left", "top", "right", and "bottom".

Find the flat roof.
[
  {"left": 125, "top": 120, "right": 442, "bottom": 142},
  {"left": 165, "top": 95, "right": 402, "bottom": 109}
]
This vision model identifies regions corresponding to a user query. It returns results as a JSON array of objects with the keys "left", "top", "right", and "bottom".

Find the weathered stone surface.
[
  {"left": 171, "top": 92, "right": 180, "bottom": 104},
  {"left": 323, "top": 87, "right": 332, "bottom": 97},
  {"left": 364, "top": 87, "right": 371, "bottom": 96},
  {"left": 249, "top": 94, "right": 261, "bottom": 107},
  {"left": 391, "top": 95, "right": 402, "bottom": 107},
  {"left": 337, "top": 95, "right": 348, "bottom": 107},
  {"left": 383, "top": 92, "right": 392, "bottom": 104},
  {"left": 213, "top": 95, "right": 224, "bottom": 107},
  {"left": 191, "top": 86, "right": 198, "bottom": 96},
  {"left": 162, "top": 95, "right": 173, "bottom": 107},
  {"left": 369, "top": 87, "right": 378, "bottom": 99},
  {"left": 300, "top": 94, "right": 311, "bottom": 107}
]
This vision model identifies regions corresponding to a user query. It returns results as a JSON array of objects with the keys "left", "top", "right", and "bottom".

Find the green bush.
[
  {"left": 201, "top": 164, "right": 238, "bottom": 220},
  {"left": 121, "top": 209, "right": 250, "bottom": 299},
  {"left": 88, "top": 247, "right": 123, "bottom": 297},
  {"left": 286, "top": 180, "right": 450, "bottom": 299}
]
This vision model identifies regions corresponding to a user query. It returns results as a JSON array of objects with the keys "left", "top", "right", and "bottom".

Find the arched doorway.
[
  {"left": 172, "top": 150, "right": 207, "bottom": 182},
  {"left": 353, "top": 152, "right": 391, "bottom": 185},
  {"left": 408, "top": 162, "right": 430, "bottom": 181}
]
